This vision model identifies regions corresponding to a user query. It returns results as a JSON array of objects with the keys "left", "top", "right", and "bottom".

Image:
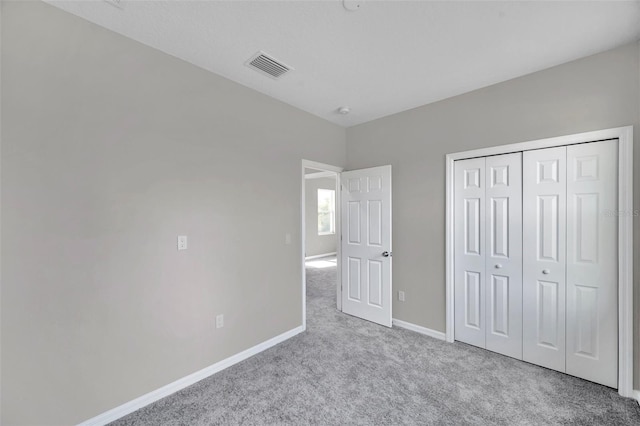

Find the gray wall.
[
  {"left": 0, "top": 2, "right": 345, "bottom": 425},
  {"left": 305, "top": 177, "right": 337, "bottom": 257},
  {"left": 346, "top": 42, "right": 640, "bottom": 387}
]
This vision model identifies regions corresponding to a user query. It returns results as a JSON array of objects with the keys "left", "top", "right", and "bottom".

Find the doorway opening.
[
  {"left": 301, "top": 160, "right": 394, "bottom": 329},
  {"left": 301, "top": 160, "right": 343, "bottom": 330}
]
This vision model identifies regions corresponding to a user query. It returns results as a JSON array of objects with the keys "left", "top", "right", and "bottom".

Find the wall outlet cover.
[{"left": 178, "top": 235, "right": 188, "bottom": 250}]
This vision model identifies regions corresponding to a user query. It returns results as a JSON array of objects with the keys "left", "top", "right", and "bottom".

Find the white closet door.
[
  {"left": 566, "top": 140, "right": 618, "bottom": 387},
  {"left": 523, "top": 146, "right": 567, "bottom": 372},
  {"left": 454, "top": 158, "right": 486, "bottom": 347},
  {"left": 485, "top": 153, "right": 523, "bottom": 359}
]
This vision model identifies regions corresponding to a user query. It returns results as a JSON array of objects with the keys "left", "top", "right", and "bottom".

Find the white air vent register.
[{"left": 245, "top": 52, "right": 292, "bottom": 79}]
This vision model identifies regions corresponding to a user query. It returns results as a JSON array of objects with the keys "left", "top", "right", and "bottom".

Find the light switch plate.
[
  {"left": 216, "top": 314, "right": 224, "bottom": 329},
  {"left": 177, "top": 235, "right": 188, "bottom": 250}
]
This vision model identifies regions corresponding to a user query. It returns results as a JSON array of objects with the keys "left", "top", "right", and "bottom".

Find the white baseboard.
[
  {"left": 77, "top": 325, "right": 305, "bottom": 426},
  {"left": 305, "top": 252, "right": 336, "bottom": 260},
  {"left": 392, "top": 319, "right": 446, "bottom": 341},
  {"left": 633, "top": 390, "right": 640, "bottom": 405}
]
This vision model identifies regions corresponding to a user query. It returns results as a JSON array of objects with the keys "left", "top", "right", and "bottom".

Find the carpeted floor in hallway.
[{"left": 111, "top": 256, "right": 640, "bottom": 425}]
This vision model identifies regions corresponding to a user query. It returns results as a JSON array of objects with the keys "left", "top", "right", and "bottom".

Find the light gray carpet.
[{"left": 112, "top": 258, "right": 640, "bottom": 425}]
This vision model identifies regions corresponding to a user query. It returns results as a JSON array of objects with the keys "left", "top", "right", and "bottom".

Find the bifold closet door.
[
  {"left": 456, "top": 142, "right": 618, "bottom": 387},
  {"left": 454, "top": 157, "right": 486, "bottom": 347},
  {"left": 455, "top": 154, "right": 522, "bottom": 355},
  {"left": 523, "top": 146, "right": 567, "bottom": 372},
  {"left": 485, "top": 153, "right": 522, "bottom": 359},
  {"left": 566, "top": 140, "right": 618, "bottom": 388}
]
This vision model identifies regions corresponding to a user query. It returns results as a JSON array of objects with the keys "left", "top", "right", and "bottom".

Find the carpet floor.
[{"left": 112, "top": 258, "right": 640, "bottom": 425}]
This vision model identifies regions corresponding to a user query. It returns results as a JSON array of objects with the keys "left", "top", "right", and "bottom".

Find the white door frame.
[
  {"left": 445, "top": 126, "right": 634, "bottom": 398},
  {"left": 301, "top": 160, "right": 343, "bottom": 330}
]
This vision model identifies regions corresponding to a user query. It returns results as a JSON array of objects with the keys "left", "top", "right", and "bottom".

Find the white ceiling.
[{"left": 46, "top": 0, "right": 640, "bottom": 127}]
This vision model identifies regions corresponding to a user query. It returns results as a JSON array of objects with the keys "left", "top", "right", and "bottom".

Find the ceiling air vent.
[{"left": 246, "top": 52, "right": 292, "bottom": 79}]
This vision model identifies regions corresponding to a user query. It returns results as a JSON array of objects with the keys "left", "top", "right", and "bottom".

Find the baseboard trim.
[
  {"left": 77, "top": 325, "right": 305, "bottom": 426},
  {"left": 633, "top": 390, "right": 640, "bottom": 405},
  {"left": 305, "top": 252, "right": 336, "bottom": 260},
  {"left": 392, "top": 319, "right": 446, "bottom": 341}
]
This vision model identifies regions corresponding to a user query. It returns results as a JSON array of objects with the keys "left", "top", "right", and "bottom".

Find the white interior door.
[
  {"left": 485, "top": 153, "right": 523, "bottom": 359},
  {"left": 340, "top": 165, "right": 392, "bottom": 327},
  {"left": 523, "top": 146, "right": 567, "bottom": 372},
  {"left": 566, "top": 140, "right": 618, "bottom": 387},
  {"left": 454, "top": 158, "right": 486, "bottom": 347}
]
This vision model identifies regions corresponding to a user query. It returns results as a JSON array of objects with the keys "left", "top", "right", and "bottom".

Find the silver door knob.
[
  {"left": 542, "top": 269, "right": 550, "bottom": 274},
  {"left": 382, "top": 251, "right": 392, "bottom": 257},
  {"left": 495, "top": 264, "right": 502, "bottom": 269}
]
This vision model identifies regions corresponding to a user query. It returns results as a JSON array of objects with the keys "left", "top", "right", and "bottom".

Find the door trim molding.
[
  {"left": 445, "top": 126, "right": 634, "bottom": 398},
  {"left": 302, "top": 160, "right": 343, "bottom": 327}
]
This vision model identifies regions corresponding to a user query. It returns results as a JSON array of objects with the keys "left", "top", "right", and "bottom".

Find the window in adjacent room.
[{"left": 318, "top": 189, "right": 335, "bottom": 235}]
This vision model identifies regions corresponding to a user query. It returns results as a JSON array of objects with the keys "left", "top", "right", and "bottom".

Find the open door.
[{"left": 340, "top": 165, "right": 392, "bottom": 327}]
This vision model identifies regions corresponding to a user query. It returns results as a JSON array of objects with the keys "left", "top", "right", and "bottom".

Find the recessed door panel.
[
  {"left": 368, "top": 176, "right": 382, "bottom": 192},
  {"left": 523, "top": 146, "right": 566, "bottom": 373},
  {"left": 465, "top": 168, "right": 481, "bottom": 189},
  {"left": 575, "top": 155, "right": 599, "bottom": 181},
  {"left": 348, "top": 201, "right": 361, "bottom": 244},
  {"left": 537, "top": 280, "right": 559, "bottom": 348},
  {"left": 368, "top": 260, "right": 383, "bottom": 307},
  {"left": 538, "top": 159, "right": 559, "bottom": 183},
  {"left": 566, "top": 140, "right": 617, "bottom": 388},
  {"left": 348, "top": 178, "right": 361, "bottom": 193},
  {"left": 348, "top": 257, "right": 361, "bottom": 301},
  {"left": 491, "top": 165, "right": 509, "bottom": 188},
  {"left": 574, "top": 285, "right": 598, "bottom": 358},
  {"left": 491, "top": 197, "right": 509, "bottom": 258},
  {"left": 537, "top": 195, "right": 559, "bottom": 261},
  {"left": 574, "top": 193, "right": 598, "bottom": 264},
  {"left": 368, "top": 200, "right": 382, "bottom": 246},
  {"left": 490, "top": 275, "right": 509, "bottom": 336},
  {"left": 465, "top": 198, "right": 481, "bottom": 255},
  {"left": 465, "top": 271, "right": 481, "bottom": 329}
]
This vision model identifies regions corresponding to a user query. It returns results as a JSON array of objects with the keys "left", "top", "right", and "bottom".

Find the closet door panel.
[
  {"left": 454, "top": 158, "right": 486, "bottom": 348},
  {"left": 485, "top": 153, "right": 523, "bottom": 359},
  {"left": 523, "top": 147, "right": 567, "bottom": 372},
  {"left": 566, "top": 140, "right": 618, "bottom": 387}
]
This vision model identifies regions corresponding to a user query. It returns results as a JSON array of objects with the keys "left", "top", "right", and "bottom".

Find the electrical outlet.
[
  {"left": 398, "top": 291, "right": 405, "bottom": 302},
  {"left": 216, "top": 314, "right": 224, "bottom": 329},
  {"left": 177, "top": 235, "right": 188, "bottom": 250},
  {"left": 285, "top": 233, "right": 292, "bottom": 245}
]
